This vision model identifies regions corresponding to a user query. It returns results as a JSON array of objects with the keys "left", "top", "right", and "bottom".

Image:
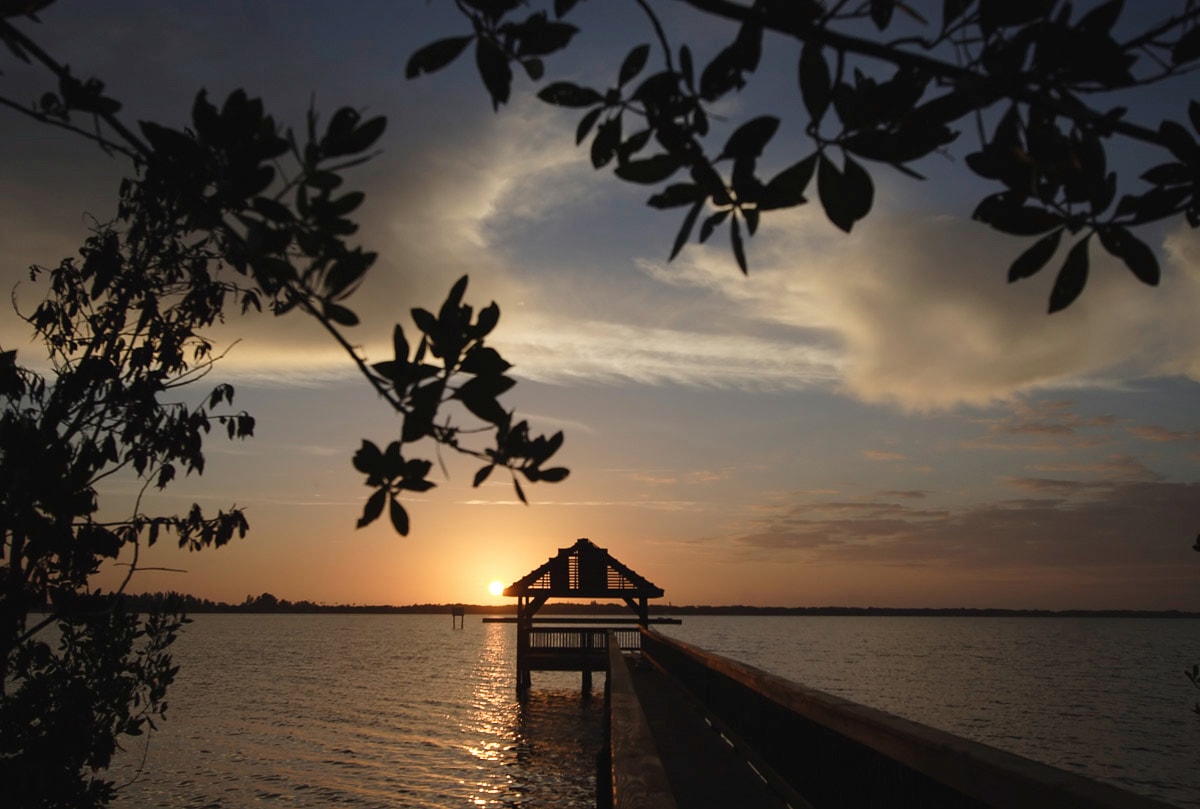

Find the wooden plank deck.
[{"left": 625, "top": 630, "right": 1177, "bottom": 809}]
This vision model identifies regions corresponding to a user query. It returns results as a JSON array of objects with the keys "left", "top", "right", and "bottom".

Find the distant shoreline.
[{"left": 110, "top": 593, "right": 1200, "bottom": 618}]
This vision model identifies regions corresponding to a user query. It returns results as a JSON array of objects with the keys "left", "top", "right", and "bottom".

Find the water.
[{"left": 110, "top": 614, "right": 1200, "bottom": 808}]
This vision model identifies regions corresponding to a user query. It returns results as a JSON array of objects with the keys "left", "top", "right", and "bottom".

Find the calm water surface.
[{"left": 110, "top": 614, "right": 1200, "bottom": 808}]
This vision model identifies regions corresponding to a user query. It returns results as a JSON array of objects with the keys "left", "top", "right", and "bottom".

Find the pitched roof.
[{"left": 503, "top": 538, "right": 664, "bottom": 598}]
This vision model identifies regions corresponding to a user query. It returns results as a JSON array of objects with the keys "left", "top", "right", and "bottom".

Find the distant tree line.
[{"left": 111, "top": 593, "right": 1200, "bottom": 618}]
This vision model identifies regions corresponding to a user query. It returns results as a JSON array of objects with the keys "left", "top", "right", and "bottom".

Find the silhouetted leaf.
[
  {"left": 1159, "top": 120, "right": 1198, "bottom": 163},
  {"left": 554, "top": 0, "right": 580, "bottom": 16},
  {"left": 324, "top": 302, "right": 359, "bottom": 326},
  {"left": 870, "top": 0, "right": 894, "bottom": 30},
  {"left": 521, "top": 58, "right": 544, "bottom": 81},
  {"left": 618, "top": 44, "right": 650, "bottom": 87},
  {"left": 357, "top": 488, "right": 386, "bottom": 528},
  {"left": 389, "top": 496, "right": 409, "bottom": 535},
  {"left": 538, "top": 467, "right": 569, "bottom": 482},
  {"left": 1098, "top": 225, "right": 1160, "bottom": 286},
  {"left": 649, "top": 183, "right": 704, "bottom": 209},
  {"left": 475, "top": 36, "right": 512, "bottom": 110},
  {"left": 513, "top": 476, "right": 527, "bottom": 504},
  {"left": 515, "top": 17, "right": 578, "bottom": 57},
  {"left": 719, "top": 115, "right": 779, "bottom": 161},
  {"left": 799, "top": 42, "right": 831, "bottom": 120},
  {"left": 591, "top": 116, "right": 620, "bottom": 168},
  {"left": 699, "top": 209, "right": 730, "bottom": 243},
  {"left": 474, "top": 464, "right": 495, "bottom": 486},
  {"left": 461, "top": 345, "right": 512, "bottom": 376},
  {"left": 393, "top": 324, "right": 410, "bottom": 364},
  {"left": 1173, "top": 25, "right": 1200, "bottom": 65},
  {"left": 759, "top": 154, "right": 816, "bottom": 210},
  {"left": 1008, "top": 229, "right": 1062, "bottom": 281},
  {"left": 1048, "top": 238, "right": 1090, "bottom": 313},
  {"left": 614, "top": 154, "right": 680, "bottom": 184},
  {"left": 576, "top": 106, "right": 602, "bottom": 144},
  {"left": 730, "top": 212, "right": 747, "bottom": 274},
  {"left": 475, "top": 301, "right": 500, "bottom": 337},
  {"left": 538, "top": 81, "right": 603, "bottom": 107},
  {"left": 670, "top": 200, "right": 704, "bottom": 260},
  {"left": 973, "top": 195, "right": 1063, "bottom": 235},
  {"left": 817, "top": 153, "right": 873, "bottom": 232}
]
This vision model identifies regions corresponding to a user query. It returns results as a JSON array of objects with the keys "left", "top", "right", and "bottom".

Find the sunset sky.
[{"left": 3, "top": 2, "right": 1200, "bottom": 609}]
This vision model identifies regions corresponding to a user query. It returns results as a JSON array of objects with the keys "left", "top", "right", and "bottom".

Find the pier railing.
[
  {"left": 529, "top": 627, "right": 640, "bottom": 651},
  {"left": 638, "top": 628, "right": 1173, "bottom": 809}
]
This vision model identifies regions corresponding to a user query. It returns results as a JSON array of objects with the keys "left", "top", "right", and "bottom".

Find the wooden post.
[
  {"left": 516, "top": 596, "right": 530, "bottom": 692},
  {"left": 451, "top": 604, "right": 465, "bottom": 629}
]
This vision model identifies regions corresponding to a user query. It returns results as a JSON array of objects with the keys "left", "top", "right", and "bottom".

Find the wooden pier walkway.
[{"left": 601, "top": 629, "right": 1178, "bottom": 809}]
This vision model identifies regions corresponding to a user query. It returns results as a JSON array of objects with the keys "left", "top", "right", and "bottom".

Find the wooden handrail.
[{"left": 640, "top": 629, "right": 1175, "bottom": 809}]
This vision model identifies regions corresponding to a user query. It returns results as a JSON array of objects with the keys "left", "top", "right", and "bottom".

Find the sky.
[{"left": 3, "top": 1, "right": 1200, "bottom": 609}]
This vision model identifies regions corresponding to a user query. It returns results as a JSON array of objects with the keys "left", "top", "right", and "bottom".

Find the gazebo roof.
[{"left": 503, "top": 538, "right": 664, "bottom": 599}]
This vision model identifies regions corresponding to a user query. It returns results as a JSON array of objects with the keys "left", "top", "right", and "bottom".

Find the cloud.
[
  {"left": 640, "top": 214, "right": 1200, "bottom": 408},
  {"left": 1029, "top": 454, "right": 1160, "bottom": 481},
  {"left": 862, "top": 450, "right": 906, "bottom": 461},
  {"left": 959, "top": 399, "right": 1116, "bottom": 451},
  {"left": 732, "top": 480, "right": 1200, "bottom": 572},
  {"left": 1128, "top": 424, "right": 1200, "bottom": 443}
]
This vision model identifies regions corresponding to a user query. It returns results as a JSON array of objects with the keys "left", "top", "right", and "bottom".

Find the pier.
[
  {"left": 488, "top": 538, "right": 679, "bottom": 693},
  {"left": 601, "top": 628, "right": 1176, "bottom": 809},
  {"left": 495, "top": 539, "right": 1177, "bottom": 809}
]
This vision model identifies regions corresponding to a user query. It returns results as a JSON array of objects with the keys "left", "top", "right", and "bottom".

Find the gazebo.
[{"left": 497, "top": 537, "right": 675, "bottom": 691}]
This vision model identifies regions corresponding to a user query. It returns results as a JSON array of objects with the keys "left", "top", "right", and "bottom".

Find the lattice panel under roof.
[{"left": 504, "top": 537, "right": 663, "bottom": 598}]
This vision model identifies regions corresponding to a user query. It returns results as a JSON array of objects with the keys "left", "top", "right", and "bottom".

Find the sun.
[{"left": 488, "top": 580, "right": 505, "bottom": 597}]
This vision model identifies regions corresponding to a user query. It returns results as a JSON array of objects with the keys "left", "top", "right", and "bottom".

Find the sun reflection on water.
[{"left": 460, "top": 622, "right": 604, "bottom": 808}]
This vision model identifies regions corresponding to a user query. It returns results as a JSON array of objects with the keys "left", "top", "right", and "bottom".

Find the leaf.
[
  {"left": 576, "top": 107, "right": 602, "bottom": 145},
  {"left": 393, "top": 324, "right": 410, "bottom": 364},
  {"left": 648, "top": 183, "right": 704, "bottom": 209},
  {"left": 324, "top": 302, "right": 359, "bottom": 327},
  {"left": 719, "top": 115, "right": 780, "bottom": 161},
  {"left": 1008, "top": 229, "right": 1062, "bottom": 282},
  {"left": 473, "top": 464, "right": 495, "bottom": 487},
  {"left": 353, "top": 440, "right": 384, "bottom": 475},
  {"left": 591, "top": 116, "right": 621, "bottom": 168},
  {"left": 973, "top": 195, "right": 1063, "bottom": 235},
  {"left": 1159, "top": 120, "right": 1198, "bottom": 163},
  {"left": 614, "top": 154, "right": 680, "bottom": 184},
  {"left": 1048, "top": 238, "right": 1090, "bottom": 313},
  {"left": 521, "top": 58, "right": 544, "bottom": 81},
  {"left": 460, "top": 345, "right": 512, "bottom": 376},
  {"left": 618, "top": 44, "right": 650, "bottom": 88},
  {"left": 759, "top": 154, "right": 816, "bottom": 211},
  {"left": 817, "top": 153, "right": 873, "bottom": 233},
  {"left": 389, "top": 497, "right": 410, "bottom": 536},
  {"left": 475, "top": 36, "right": 512, "bottom": 111},
  {"left": 357, "top": 488, "right": 387, "bottom": 528},
  {"left": 515, "top": 18, "right": 578, "bottom": 57},
  {"left": 799, "top": 42, "right": 831, "bottom": 120},
  {"left": 474, "top": 301, "right": 500, "bottom": 337},
  {"left": 730, "top": 212, "right": 747, "bottom": 274},
  {"left": 670, "top": 200, "right": 704, "bottom": 260},
  {"left": 1173, "top": 25, "right": 1200, "bottom": 65},
  {"left": 537, "top": 81, "right": 603, "bottom": 107},
  {"left": 870, "top": 0, "right": 894, "bottom": 29},
  {"left": 699, "top": 209, "right": 730, "bottom": 243},
  {"left": 538, "top": 467, "right": 570, "bottom": 482},
  {"left": 513, "top": 476, "right": 527, "bottom": 505},
  {"left": 1098, "top": 226, "right": 1160, "bottom": 286}
]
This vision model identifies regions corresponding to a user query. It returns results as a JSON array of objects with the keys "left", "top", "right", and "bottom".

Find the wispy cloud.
[
  {"left": 863, "top": 450, "right": 906, "bottom": 461},
  {"left": 732, "top": 481, "right": 1200, "bottom": 571}
]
